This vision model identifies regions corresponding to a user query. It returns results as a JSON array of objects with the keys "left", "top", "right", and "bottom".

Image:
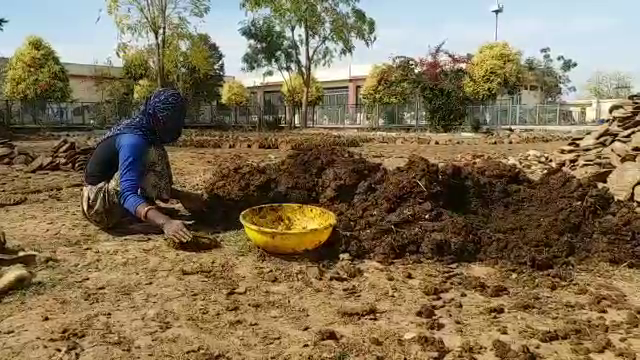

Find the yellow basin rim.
[
  {"left": 239, "top": 203, "right": 337, "bottom": 254},
  {"left": 239, "top": 204, "right": 337, "bottom": 234}
]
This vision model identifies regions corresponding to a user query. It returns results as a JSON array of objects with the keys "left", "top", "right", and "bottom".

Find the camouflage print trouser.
[{"left": 81, "top": 145, "right": 173, "bottom": 230}]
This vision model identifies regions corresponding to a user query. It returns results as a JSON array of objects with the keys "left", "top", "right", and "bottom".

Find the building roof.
[
  {"left": 1, "top": 58, "right": 236, "bottom": 83},
  {"left": 0, "top": 57, "right": 123, "bottom": 78},
  {"left": 63, "top": 62, "right": 123, "bottom": 78},
  {"left": 239, "top": 64, "right": 373, "bottom": 87}
]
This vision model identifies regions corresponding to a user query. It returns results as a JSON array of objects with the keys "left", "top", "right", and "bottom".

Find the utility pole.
[{"left": 491, "top": 1, "right": 504, "bottom": 41}]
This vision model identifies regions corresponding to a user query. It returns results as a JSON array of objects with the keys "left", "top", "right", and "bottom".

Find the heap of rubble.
[
  {"left": 25, "top": 138, "right": 93, "bottom": 173},
  {"left": 554, "top": 94, "right": 640, "bottom": 202}
]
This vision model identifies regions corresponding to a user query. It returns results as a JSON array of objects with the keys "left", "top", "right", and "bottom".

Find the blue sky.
[{"left": 1, "top": 0, "right": 637, "bottom": 96}]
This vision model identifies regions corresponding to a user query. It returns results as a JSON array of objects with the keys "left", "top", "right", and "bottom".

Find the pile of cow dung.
[
  {"left": 0, "top": 138, "right": 92, "bottom": 173},
  {"left": 452, "top": 150, "right": 556, "bottom": 181},
  {"left": 0, "top": 139, "right": 37, "bottom": 166},
  {"left": 177, "top": 129, "right": 572, "bottom": 149},
  {"left": 176, "top": 133, "right": 367, "bottom": 150},
  {"left": 24, "top": 138, "right": 92, "bottom": 173},
  {"left": 199, "top": 147, "right": 640, "bottom": 269},
  {"left": 555, "top": 94, "right": 640, "bottom": 204}
]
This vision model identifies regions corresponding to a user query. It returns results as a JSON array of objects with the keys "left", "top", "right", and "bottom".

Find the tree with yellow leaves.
[
  {"left": 464, "top": 42, "right": 523, "bottom": 103},
  {"left": 281, "top": 74, "right": 323, "bottom": 107},
  {"left": 221, "top": 79, "right": 250, "bottom": 125},
  {"left": 281, "top": 74, "right": 323, "bottom": 127}
]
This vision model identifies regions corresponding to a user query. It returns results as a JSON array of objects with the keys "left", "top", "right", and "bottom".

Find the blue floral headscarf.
[{"left": 101, "top": 88, "right": 187, "bottom": 145}]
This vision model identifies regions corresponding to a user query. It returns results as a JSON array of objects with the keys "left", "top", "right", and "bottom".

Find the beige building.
[
  {"left": 241, "top": 64, "right": 547, "bottom": 126},
  {"left": 0, "top": 59, "right": 123, "bottom": 103},
  {"left": 64, "top": 62, "right": 124, "bottom": 103},
  {"left": 64, "top": 63, "right": 236, "bottom": 103},
  {"left": 243, "top": 64, "right": 546, "bottom": 109},
  {"left": 1, "top": 59, "right": 235, "bottom": 103}
]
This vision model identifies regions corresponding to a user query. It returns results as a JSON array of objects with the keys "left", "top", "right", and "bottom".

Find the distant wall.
[
  {"left": 69, "top": 76, "right": 104, "bottom": 103},
  {"left": 561, "top": 98, "right": 622, "bottom": 123}
]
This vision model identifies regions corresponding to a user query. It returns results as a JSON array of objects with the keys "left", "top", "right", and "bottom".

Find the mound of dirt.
[
  {"left": 176, "top": 133, "right": 369, "bottom": 150},
  {"left": 200, "top": 147, "right": 640, "bottom": 268}
]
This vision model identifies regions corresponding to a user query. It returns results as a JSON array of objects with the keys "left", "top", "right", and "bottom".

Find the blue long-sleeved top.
[
  {"left": 84, "top": 133, "right": 150, "bottom": 215},
  {"left": 115, "top": 134, "right": 149, "bottom": 215}
]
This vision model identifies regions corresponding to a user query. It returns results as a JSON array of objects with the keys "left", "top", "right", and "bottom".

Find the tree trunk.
[
  {"left": 160, "top": 16, "right": 167, "bottom": 87},
  {"left": 301, "top": 87, "right": 309, "bottom": 129},
  {"left": 301, "top": 24, "right": 311, "bottom": 128},
  {"left": 154, "top": 34, "right": 164, "bottom": 88},
  {"left": 285, "top": 105, "right": 293, "bottom": 129},
  {"left": 310, "top": 105, "right": 315, "bottom": 127}
]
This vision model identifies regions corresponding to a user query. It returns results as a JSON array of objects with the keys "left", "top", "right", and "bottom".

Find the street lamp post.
[{"left": 491, "top": 1, "right": 504, "bottom": 41}]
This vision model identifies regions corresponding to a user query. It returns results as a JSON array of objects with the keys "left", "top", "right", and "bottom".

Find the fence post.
[
  {"left": 515, "top": 104, "right": 520, "bottom": 125},
  {"left": 394, "top": 104, "right": 398, "bottom": 126},
  {"left": 81, "top": 102, "right": 86, "bottom": 125},
  {"left": 508, "top": 103, "right": 512, "bottom": 126},
  {"left": 535, "top": 104, "right": 539, "bottom": 125},
  {"left": 497, "top": 102, "right": 501, "bottom": 129},
  {"left": 375, "top": 104, "right": 379, "bottom": 128},
  {"left": 415, "top": 98, "right": 419, "bottom": 128},
  {"left": 556, "top": 103, "right": 561, "bottom": 125}
]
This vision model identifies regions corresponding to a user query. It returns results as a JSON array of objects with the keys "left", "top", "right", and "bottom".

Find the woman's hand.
[
  {"left": 136, "top": 204, "right": 193, "bottom": 243},
  {"left": 162, "top": 219, "right": 192, "bottom": 243}
]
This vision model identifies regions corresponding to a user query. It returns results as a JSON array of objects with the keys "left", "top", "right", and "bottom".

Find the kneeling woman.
[{"left": 82, "top": 88, "right": 193, "bottom": 243}]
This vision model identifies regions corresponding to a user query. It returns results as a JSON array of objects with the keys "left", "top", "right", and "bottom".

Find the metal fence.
[
  {"left": 466, "top": 104, "right": 590, "bottom": 127},
  {"left": 0, "top": 100, "right": 595, "bottom": 129}
]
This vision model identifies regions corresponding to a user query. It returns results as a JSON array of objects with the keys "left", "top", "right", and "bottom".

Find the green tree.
[
  {"left": 166, "top": 33, "right": 225, "bottom": 117},
  {"left": 93, "top": 59, "right": 135, "bottom": 125},
  {"left": 239, "top": 0, "right": 376, "bottom": 127},
  {"left": 92, "top": 50, "right": 153, "bottom": 125},
  {"left": 361, "top": 64, "right": 392, "bottom": 105},
  {"left": 221, "top": 80, "right": 250, "bottom": 124},
  {"left": 464, "top": 41, "right": 523, "bottom": 103},
  {"left": 585, "top": 71, "right": 633, "bottom": 99},
  {"left": 122, "top": 48, "right": 153, "bottom": 81},
  {"left": 106, "top": 0, "right": 211, "bottom": 87},
  {"left": 3, "top": 36, "right": 71, "bottom": 104},
  {"left": 416, "top": 43, "right": 471, "bottom": 132},
  {"left": 361, "top": 57, "right": 420, "bottom": 106},
  {"left": 133, "top": 78, "right": 157, "bottom": 104},
  {"left": 117, "top": 31, "right": 225, "bottom": 119},
  {"left": 523, "top": 47, "right": 577, "bottom": 103},
  {"left": 0, "top": 18, "right": 8, "bottom": 31}
]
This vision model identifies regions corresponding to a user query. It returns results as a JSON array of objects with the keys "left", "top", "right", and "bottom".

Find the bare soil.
[{"left": 0, "top": 140, "right": 638, "bottom": 360}]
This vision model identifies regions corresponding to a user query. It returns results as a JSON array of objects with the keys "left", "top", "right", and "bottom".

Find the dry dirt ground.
[{"left": 0, "top": 141, "right": 639, "bottom": 360}]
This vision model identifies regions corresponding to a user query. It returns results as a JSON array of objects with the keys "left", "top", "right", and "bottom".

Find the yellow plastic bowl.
[{"left": 239, "top": 204, "right": 337, "bottom": 254}]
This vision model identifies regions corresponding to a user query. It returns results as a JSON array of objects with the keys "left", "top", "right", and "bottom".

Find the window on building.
[
  {"left": 322, "top": 87, "right": 348, "bottom": 107},
  {"left": 263, "top": 91, "right": 284, "bottom": 115}
]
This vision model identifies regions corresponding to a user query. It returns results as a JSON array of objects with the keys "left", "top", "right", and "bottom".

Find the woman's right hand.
[{"left": 162, "top": 219, "right": 192, "bottom": 243}]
